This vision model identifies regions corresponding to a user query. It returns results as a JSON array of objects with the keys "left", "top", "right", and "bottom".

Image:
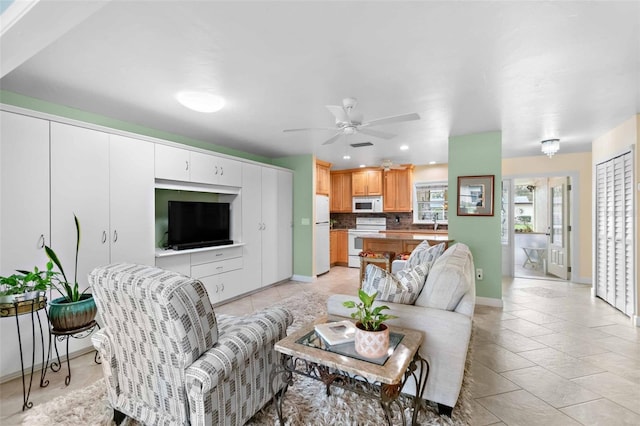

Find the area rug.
[{"left": 22, "top": 290, "right": 473, "bottom": 425}]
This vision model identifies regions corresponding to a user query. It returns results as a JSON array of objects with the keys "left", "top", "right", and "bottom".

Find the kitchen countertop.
[{"left": 356, "top": 232, "right": 451, "bottom": 241}]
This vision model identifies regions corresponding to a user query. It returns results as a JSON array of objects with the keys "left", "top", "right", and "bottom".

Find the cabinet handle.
[
  {"left": 214, "top": 165, "right": 218, "bottom": 175},
  {"left": 102, "top": 231, "right": 107, "bottom": 244},
  {"left": 185, "top": 160, "right": 189, "bottom": 171},
  {"left": 216, "top": 266, "right": 223, "bottom": 271},
  {"left": 221, "top": 283, "right": 225, "bottom": 292},
  {"left": 38, "top": 234, "right": 45, "bottom": 249},
  {"left": 215, "top": 252, "right": 223, "bottom": 257},
  {"left": 215, "top": 284, "right": 219, "bottom": 294},
  {"left": 220, "top": 166, "right": 224, "bottom": 176},
  {"left": 113, "top": 230, "right": 118, "bottom": 243}
]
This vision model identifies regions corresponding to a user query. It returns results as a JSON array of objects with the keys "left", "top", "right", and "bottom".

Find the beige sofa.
[{"left": 327, "top": 242, "right": 475, "bottom": 415}]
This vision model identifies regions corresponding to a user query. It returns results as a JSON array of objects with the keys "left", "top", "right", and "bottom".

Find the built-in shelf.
[{"left": 155, "top": 243, "right": 246, "bottom": 258}]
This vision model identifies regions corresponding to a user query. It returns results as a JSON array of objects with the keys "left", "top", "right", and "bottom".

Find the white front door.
[{"left": 547, "top": 177, "right": 570, "bottom": 280}]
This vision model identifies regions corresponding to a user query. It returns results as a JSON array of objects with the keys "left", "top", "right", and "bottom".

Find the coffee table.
[{"left": 271, "top": 317, "right": 429, "bottom": 425}]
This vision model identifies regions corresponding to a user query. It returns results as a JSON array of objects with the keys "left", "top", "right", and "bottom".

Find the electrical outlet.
[{"left": 476, "top": 268, "right": 483, "bottom": 280}]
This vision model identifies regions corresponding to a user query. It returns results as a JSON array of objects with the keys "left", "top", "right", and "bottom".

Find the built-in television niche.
[{"left": 155, "top": 189, "right": 239, "bottom": 250}]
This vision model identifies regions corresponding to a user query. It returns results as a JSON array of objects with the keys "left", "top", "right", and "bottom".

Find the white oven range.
[{"left": 347, "top": 217, "right": 387, "bottom": 267}]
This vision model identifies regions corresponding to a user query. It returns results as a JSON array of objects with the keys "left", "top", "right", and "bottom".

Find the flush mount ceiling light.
[
  {"left": 176, "top": 91, "right": 225, "bottom": 113},
  {"left": 400, "top": 145, "right": 409, "bottom": 151},
  {"left": 428, "top": 161, "right": 436, "bottom": 165},
  {"left": 343, "top": 154, "right": 351, "bottom": 160},
  {"left": 541, "top": 138, "right": 560, "bottom": 157}
]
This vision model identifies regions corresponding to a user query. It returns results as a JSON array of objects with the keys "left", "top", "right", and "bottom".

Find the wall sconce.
[{"left": 541, "top": 139, "right": 560, "bottom": 158}]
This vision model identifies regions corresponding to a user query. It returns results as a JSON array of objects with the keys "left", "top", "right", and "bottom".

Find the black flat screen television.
[{"left": 168, "top": 201, "right": 232, "bottom": 250}]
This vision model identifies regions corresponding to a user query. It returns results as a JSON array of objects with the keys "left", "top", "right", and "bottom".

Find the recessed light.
[
  {"left": 343, "top": 154, "right": 351, "bottom": 160},
  {"left": 176, "top": 91, "right": 225, "bottom": 113},
  {"left": 359, "top": 164, "right": 366, "bottom": 168},
  {"left": 429, "top": 161, "right": 436, "bottom": 165},
  {"left": 400, "top": 145, "right": 409, "bottom": 151}
]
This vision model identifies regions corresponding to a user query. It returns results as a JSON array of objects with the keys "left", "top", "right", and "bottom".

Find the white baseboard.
[
  {"left": 633, "top": 315, "right": 640, "bottom": 327},
  {"left": 475, "top": 296, "right": 504, "bottom": 308},
  {"left": 291, "top": 274, "right": 314, "bottom": 283},
  {"left": 572, "top": 276, "right": 592, "bottom": 285}
]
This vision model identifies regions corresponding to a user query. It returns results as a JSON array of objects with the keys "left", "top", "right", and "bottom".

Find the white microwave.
[{"left": 352, "top": 196, "right": 383, "bottom": 213}]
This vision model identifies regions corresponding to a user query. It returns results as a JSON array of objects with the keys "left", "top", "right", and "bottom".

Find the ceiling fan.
[
  {"left": 283, "top": 97, "right": 420, "bottom": 145},
  {"left": 380, "top": 159, "right": 406, "bottom": 172}
]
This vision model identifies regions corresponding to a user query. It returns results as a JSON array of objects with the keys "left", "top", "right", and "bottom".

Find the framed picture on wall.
[{"left": 457, "top": 175, "right": 495, "bottom": 216}]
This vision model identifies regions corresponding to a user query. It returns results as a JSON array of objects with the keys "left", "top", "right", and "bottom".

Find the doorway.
[{"left": 502, "top": 176, "right": 572, "bottom": 280}]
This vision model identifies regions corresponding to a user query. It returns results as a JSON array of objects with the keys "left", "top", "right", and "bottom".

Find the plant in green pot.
[
  {"left": 45, "top": 215, "right": 97, "bottom": 331},
  {"left": 343, "top": 289, "right": 397, "bottom": 358}
]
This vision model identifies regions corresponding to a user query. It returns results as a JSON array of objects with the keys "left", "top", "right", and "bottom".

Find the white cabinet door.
[
  {"left": 109, "top": 135, "right": 155, "bottom": 265},
  {"left": 217, "top": 156, "right": 242, "bottom": 187},
  {"left": 261, "top": 167, "right": 279, "bottom": 286},
  {"left": 0, "top": 111, "right": 51, "bottom": 379},
  {"left": 190, "top": 151, "right": 217, "bottom": 184},
  {"left": 217, "top": 268, "right": 245, "bottom": 303},
  {"left": 241, "top": 163, "right": 263, "bottom": 288},
  {"left": 277, "top": 170, "right": 293, "bottom": 282},
  {"left": 51, "top": 123, "right": 110, "bottom": 289},
  {"left": 155, "top": 144, "right": 190, "bottom": 181},
  {"left": 0, "top": 111, "right": 50, "bottom": 275}
]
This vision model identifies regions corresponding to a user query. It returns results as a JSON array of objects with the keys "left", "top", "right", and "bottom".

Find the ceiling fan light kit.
[
  {"left": 282, "top": 97, "right": 420, "bottom": 145},
  {"left": 541, "top": 138, "right": 560, "bottom": 158}
]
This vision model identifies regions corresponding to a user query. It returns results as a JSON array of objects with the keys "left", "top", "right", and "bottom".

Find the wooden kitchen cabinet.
[
  {"left": 352, "top": 169, "right": 382, "bottom": 196},
  {"left": 316, "top": 159, "right": 331, "bottom": 195},
  {"left": 330, "top": 171, "right": 352, "bottom": 212},
  {"left": 330, "top": 229, "right": 349, "bottom": 266},
  {"left": 383, "top": 166, "right": 413, "bottom": 212}
]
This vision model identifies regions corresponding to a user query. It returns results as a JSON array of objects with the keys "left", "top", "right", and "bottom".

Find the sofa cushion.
[
  {"left": 405, "top": 241, "right": 446, "bottom": 270},
  {"left": 414, "top": 243, "right": 473, "bottom": 311},
  {"left": 362, "top": 263, "right": 428, "bottom": 304}
]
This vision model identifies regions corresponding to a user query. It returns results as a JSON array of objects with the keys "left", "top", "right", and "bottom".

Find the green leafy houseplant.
[
  {"left": 343, "top": 289, "right": 397, "bottom": 331},
  {"left": 45, "top": 214, "right": 86, "bottom": 302}
]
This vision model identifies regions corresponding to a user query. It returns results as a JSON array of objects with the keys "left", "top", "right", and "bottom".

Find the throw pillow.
[
  {"left": 362, "top": 263, "right": 428, "bottom": 305},
  {"left": 405, "top": 241, "right": 446, "bottom": 270},
  {"left": 414, "top": 243, "right": 473, "bottom": 310}
]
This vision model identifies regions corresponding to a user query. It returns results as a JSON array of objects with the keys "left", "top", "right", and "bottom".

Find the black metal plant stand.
[
  {"left": 0, "top": 296, "right": 48, "bottom": 411},
  {"left": 43, "top": 320, "right": 101, "bottom": 386}
]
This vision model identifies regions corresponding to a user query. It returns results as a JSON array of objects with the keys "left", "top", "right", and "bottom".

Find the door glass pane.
[
  {"left": 551, "top": 185, "right": 563, "bottom": 245},
  {"left": 501, "top": 181, "right": 509, "bottom": 245}
]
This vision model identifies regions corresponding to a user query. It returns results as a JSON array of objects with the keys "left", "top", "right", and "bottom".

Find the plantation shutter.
[{"left": 595, "top": 151, "right": 634, "bottom": 315}]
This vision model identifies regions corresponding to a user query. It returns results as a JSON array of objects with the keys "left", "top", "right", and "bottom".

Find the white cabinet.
[
  {"left": 155, "top": 144, "right": 190, "bottom": 181},
  {"left": 0, "top": 111, "right": 51, "bottom": 275},
  {"left": 241, "top": 163, "right": 293, "bottom": 288},
  {"left": 156, "top": 144, "right": 241, "bottom": 187},
  {"left": 51, "top": 123, "right": 111, "bottom": 288},
  {"left": 51, "top": 123, "right": 155, "bottom": 291},
  {"left": 0, "top": 111, "right": 51, "bottom": 380},
  {"left": 109, "top": 135, "right": 155, "bottom": 264},
  {"left": 155, "top": 246, "right": 245, "bottom": 304}
]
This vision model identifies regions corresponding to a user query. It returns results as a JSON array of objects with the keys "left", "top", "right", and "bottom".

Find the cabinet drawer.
[
  {"left": 191, "top": 256, "right": 243, "bottom": 278},
  {"left": 156, "top": 254, "right": 191, "bottom": 276},
  {"left": 191, "top": 246, "right": 242, "bottom": 265}
]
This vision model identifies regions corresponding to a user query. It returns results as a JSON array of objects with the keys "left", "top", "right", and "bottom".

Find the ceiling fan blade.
[
  {"left": 326, "top": 105, "right": 349, "bottom": 123},
  {"left": 321, "top": 132, "right": 344, "bottom": 145},
  {"left": 362, "top": 112, "right": 420, "bottom": 128},
  {"left": 283, "top": 127, "right": 336, "bottom": 133},
  {"left": 358, "top": 127, "right": 396, "bottom": 139}
]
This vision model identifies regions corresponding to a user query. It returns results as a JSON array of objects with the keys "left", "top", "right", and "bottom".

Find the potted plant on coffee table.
[
  {"left": 343, "top": 289, "right": 397, "bottom": 358},
  {"left": 45, "top": 215, "right": 97, "bottom": 331}
]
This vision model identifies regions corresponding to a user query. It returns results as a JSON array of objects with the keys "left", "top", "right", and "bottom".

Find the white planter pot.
[{"left": 354, "top": 322, "right": 390, "bottom": 358}]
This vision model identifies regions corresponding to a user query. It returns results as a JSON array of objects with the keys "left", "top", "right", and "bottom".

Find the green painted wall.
[
  {"left": 448, "top": 131, "right": 502, "bottom": 300},
  {"left": 154, "top": 189, "right": 219, "bottom": 248},
  {"left": 0, "top": 90, "right": 271, "bottom": 163},
  {"left": 272, "top": 155, "right": 314, "bottom": 278}
]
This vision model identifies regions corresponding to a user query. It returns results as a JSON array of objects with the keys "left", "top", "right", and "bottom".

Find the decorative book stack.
[{"left": 314, "top": 320, "right": 357, "bottom": 345}]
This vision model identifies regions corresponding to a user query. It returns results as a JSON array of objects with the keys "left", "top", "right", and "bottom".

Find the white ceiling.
[{"left": 1, "top": 1, "right": 638, "bottom": 169}]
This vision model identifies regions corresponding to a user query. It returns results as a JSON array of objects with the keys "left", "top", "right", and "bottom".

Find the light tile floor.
[{"left": 0, "top": 267, "right": 638, "bottom": 425}]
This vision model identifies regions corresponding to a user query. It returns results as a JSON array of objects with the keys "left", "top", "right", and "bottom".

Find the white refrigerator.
[{"left": 315, "top": 195, "right": 330, "bottom": 275}]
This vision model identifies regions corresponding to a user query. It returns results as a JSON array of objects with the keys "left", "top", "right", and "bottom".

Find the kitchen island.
[{"left": 357, "top": 232, "right": 453, "bottom": 255}]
